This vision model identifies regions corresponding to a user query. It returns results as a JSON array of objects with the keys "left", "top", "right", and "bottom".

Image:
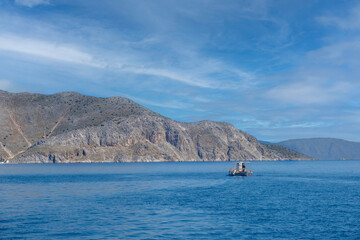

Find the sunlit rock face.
[{"left": 0, "top": 90, "right": 311, "bottom": 163}]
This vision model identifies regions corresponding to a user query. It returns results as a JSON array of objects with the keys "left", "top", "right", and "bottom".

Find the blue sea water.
[{"left": 0, "top": 160, "right": 359, "bottom": 239}]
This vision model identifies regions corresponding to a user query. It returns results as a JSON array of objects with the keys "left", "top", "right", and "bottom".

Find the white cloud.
[
  {"left": 234, "top": 115, "right": 328, "bottom": 130},
  {"left": 0, "top": 32, "right": 254, "bottom": 90},
  {"left": 0, "top": 34, "right": 103, "bottom": 67},
  {"left": 192, "top": 96, "right": 211, "bottom": 103},
  {"left": 14, "top": 0, "right": 49, "bottom": 8},
  {"left": 265, "top": 17, "right": 360, "bottom": 106},
  {"left": 119, "top": 67, "right": 219, "bottom": 89},
  {"left": 0, "top": 79, "right": 14, "bottom": 91},
  {"left": 317, "top": 5, "right": 360, "bottom": 30},
  {"left": 307, "top": 40, "right": 360, "bottom": 66},
  {"left": 266, "top": 79, "right": 351, "bottom": 105},
  {"left": 122, "top": 95, "right": 191, "bottom": 109},
  {"left": 287, "top": 122, "right": 326, "bottom": 128}
]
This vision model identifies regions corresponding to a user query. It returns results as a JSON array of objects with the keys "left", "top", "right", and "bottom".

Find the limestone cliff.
[{"left": 0, "top": 90, "right": 311, "bottom": 163}]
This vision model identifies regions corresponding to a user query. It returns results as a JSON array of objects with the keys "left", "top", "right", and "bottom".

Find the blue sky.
[{"left": 1, "top": 0, "right": 360, "bottom": 142}]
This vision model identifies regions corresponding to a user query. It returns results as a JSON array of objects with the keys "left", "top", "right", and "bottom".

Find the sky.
[{"left": 0, "top": 0, "right": 360, "bottom": 142}]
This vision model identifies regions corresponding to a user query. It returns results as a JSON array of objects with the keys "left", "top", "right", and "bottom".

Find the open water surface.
[{"left": 0, "top": 160, "right": 359, "bottom": 239}]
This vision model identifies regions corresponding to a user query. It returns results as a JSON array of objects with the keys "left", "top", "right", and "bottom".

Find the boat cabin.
[{"left": 236, "top": 162, "right": 246, "bottom": 171}]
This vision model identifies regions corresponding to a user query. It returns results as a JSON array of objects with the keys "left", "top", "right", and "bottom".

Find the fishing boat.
[{"left": 228, "top": 162, "right": 252, "bottom": 176}]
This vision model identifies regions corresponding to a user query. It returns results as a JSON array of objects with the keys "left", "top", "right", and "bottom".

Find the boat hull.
[{"left": 228, "top": 170, "right": 252, "bottom": 176}]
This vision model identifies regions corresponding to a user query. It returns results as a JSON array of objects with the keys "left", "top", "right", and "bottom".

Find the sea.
[{"left": 0, "top": 160, "right": 359, "bottom": 239}]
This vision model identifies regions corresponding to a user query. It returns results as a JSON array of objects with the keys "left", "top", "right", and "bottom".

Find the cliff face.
[{"left": 0, "top": 90, "right": 311, "bottom": 163}]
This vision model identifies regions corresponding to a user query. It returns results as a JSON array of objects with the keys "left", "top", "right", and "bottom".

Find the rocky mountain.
[
  {"left": 278, "top": 138, "right": 360, "bottom": 160},
  {"left": 0, "top": 90, "right": 311, "bottom": 163}
]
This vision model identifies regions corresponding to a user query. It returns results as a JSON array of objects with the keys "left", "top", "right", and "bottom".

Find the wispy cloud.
[
  {"left": 317, "top": 4, "right": 360, "bottom": 30},
  {"left": 232, "top": 115, "right": 330, "bottom": 130},
  {"left": 14, "top": 0, "right": 49, "bottom": 8},
  {"left": 264, "top": 5, "right": 360, "bottom": 107},
  {"left": 119, "top": 67, "right": 217, "bottom": 89},
  {"left": 0, "top": 79, "right": 13, "bottom": 91},
  {"left": 0, "top": 31, "right": 254, "bottom": 90},
  {"left": 266, "top": 79, "right": 351, "bottom": 105},
  {"left": 122, "top": 95, "right": 191, "bottom": 110},
  {"left": 307, "top": 40, "right": 360, "bottom": 66},
  {"left": 0, "top": 34, "right": 102, "bottom": 67}
]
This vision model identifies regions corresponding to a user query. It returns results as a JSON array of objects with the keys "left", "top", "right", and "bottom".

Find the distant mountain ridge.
[
  {"left": 0, "top": 90, "right": 311, "bottom": 163},
  {"left": 278, "top": 138, "right": 360, "bottom": 160}
]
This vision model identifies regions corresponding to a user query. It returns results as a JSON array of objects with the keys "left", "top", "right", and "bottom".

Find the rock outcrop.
[{"left": 0, "top": 90, "right": 311, "bottom": 163}]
